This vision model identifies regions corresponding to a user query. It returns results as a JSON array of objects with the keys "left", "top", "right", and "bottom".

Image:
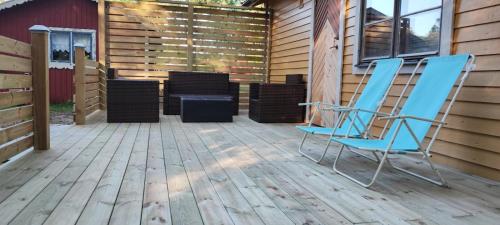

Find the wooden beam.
[
  {"left": 305, "top": 0, "right": 315, "bottom": 121},
  {"left": 74, "top": 46, "right": 86, "bottom": 125},
  {"left": 187, "top": 4, "right": 194, "bottom": 71},
  {"left": 265, "top": 7, "right": 273, "bottom": 83},
  {"left": 29, "top": 25, "right": 50, "bottom": 150},
  {"left": 98, "top": 0, "right": 107, "bottom": 111},
  {"left": 98, "top": 0, "right": 106, "bottom": 67}
]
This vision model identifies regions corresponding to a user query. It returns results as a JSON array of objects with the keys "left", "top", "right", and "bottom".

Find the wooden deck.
[{"left": 0, "top": 111, "right": 499, "bottom": 225}]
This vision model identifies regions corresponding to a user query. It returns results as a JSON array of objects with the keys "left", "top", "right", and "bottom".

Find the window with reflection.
[
  {"left": 49, "top": 28, "right": 95, "bottom": 68},
  {"left": 73, "top": 33, "right": 93, "bottom": 60},
  {"left": 50, "top": 32, "right": 71, "bottom": 62},
  {"left": 360, "top": 0, "right": 442, "bottom": 62}
]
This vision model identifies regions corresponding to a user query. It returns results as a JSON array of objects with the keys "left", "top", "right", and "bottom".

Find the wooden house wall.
[
  {"left": 340, "top": 0, "right": 500, "bottom": 181},
  {"left": 268, "top": 0, "right": 313, "bottom": 83}
]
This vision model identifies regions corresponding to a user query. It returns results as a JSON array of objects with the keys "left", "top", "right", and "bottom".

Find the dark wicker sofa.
[
  {"left": 163, "top": 71, "right": 239, "bottom": 115},
  {"left": 249, "top": 82, "right": 306, "bottom": 123}
]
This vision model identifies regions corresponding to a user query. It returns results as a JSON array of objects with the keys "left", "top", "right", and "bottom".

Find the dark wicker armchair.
[
  {"left": 249, "top": 82, "right": 306, "bottom": 123},
  {"left": 163, "top": 71, "right": 239, "bottom": 115}
]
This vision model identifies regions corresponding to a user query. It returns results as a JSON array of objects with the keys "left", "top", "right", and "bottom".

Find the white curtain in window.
[{"left": 73, "top": 33, "right": 93, "bottom": 59}]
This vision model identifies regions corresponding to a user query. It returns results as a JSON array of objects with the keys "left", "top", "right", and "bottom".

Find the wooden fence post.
[
  {"left": 187, "top": 4, "right": 194, "bottom": 71},
  {"left": 265, "top": 8, "right": 273, "bottom": 84},
  {"left": 74, "top": 45, "right": 86, "bottom": 125},
  {"left": 98, "top": 0, "right": 107, "bottom": 110},
  {"left": 29, "top": 25, "right": 50, "bottom": 150}
]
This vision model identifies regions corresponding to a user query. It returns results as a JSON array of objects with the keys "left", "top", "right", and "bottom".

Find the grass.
[{"left": 50, "top": 102, "right": 74, "bottom": 113}]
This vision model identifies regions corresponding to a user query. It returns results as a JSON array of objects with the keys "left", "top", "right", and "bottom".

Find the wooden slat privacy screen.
[
  {"left": 73, "top": 46, "right": 106, "bottom": 125},
  {"left": 104, "top": 1, "right": 271, "bottom": 107},
  {"left": 0, "top": 35, "right": 34, "bottom": 162}
]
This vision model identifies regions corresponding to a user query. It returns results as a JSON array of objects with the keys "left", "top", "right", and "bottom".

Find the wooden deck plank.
[
  {"left": 179, "top": 121, "right": 266, "bottom": 225},
  {"left": 190, "top": 122, "right": 297, "bottom": 225},
  {"left": 9, "top": 124, "right": 120, "bottom": 225},
  {"left": 214, "top": 124, "right": 351, "bottom": 225},
  {"left": 0, "top": 122, "right": 110, "bottom": 225},
  {"left": 223, "top": 120, "right": 426, "bottom": 224},
  {"left": 75, "top": 123, "right": 140, "bottom": 225},
  {"left": 264, "top": 121, "right": 500, "bottom": 216},
  {"left": 169, "top": 116, "right": 234, "bottom": 225},
  {"left": 141, "top": 122, "right": 171, "bottom": 225},
  {"left": 251, "top": 162, "right": 354, "bottom": 225},
  {"left": 108, "top": 123, "right": 150, "bottom": 225},
  {"left": 160, "top": 116, "right": 204, "bottom": 225},
  {"left": 0, "top": 114, "right": 499, "bottom": 225},
  {"left": 0, "top": 113, "right": 104, "bottom": 198},
  {"left": 41, "top": 123, "right": 130, "bottom": 225},
  {"left": 217, "top": 122, "right": 373, "bottom": 224},
  {"left": 242, "top": 165, "right": 328, "bottom": 225},
  {"left": 338, "top": 155, "right": 499, "bottom": 225},
  {"left": 236, "top": 119, "right": 500, "bottom": 225}
]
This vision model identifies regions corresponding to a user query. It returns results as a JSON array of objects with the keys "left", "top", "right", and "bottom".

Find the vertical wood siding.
[
  {"left": 269, "top": 0, "right": 313, "bottom": 83},
  {"left": 340, "top": 0, "right": 500, "bottom": 181},
  {"left": 0, "top": 0, "right": 98, "bottom": 103}
]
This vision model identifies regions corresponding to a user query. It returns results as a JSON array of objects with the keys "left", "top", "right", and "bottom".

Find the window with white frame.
[
  {"left": 359, "top": 0, "right": 442, "bottom": 62},
  {"left": 49, "top": 28, "right": 96, "bottom": 69}
]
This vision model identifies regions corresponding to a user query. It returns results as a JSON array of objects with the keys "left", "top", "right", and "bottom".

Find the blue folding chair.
[
  {"left": 297, "top": 58, "right": 404, "bottom": 163},
  {"left": 331, "top": 54, "right": 476, "bottom": 188}
]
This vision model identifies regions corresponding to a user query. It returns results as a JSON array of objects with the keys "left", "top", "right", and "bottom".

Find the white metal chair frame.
[
  {"left": 298, "top": 59, "right": 404, "bottom": 163},
  {"left": 333, "top": 55, "right": 476, "bottom": 188}
]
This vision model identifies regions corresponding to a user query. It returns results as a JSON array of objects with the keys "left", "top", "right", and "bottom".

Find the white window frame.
[
  {"left": 351, "top": 0, "right": 455, "bottom": 74},
  {"left": 48, "top": 27, "right": 96, "bottom": 69}
]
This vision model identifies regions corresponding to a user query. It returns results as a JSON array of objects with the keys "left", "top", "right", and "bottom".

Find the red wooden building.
[{"left": 0, "top": 0, "right": 98, "bottom": 103}]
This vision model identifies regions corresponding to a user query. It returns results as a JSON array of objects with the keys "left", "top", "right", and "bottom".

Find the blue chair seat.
[
  {"left": 331, "top": 137, "right": 420, "bottom": 152},
  {"left": 296, "top": 125, "right": 362, "bottom": 137}
]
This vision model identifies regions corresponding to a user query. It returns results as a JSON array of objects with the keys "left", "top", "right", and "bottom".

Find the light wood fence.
[
  {"left": 73, "top": 46, "right": 106, "bottom": 125},
  {"left": 103, "top": 0, "right": 271, "bottom": 108},
  {"left": 0, "top": 29, "right": 50, "bottom": 162}
]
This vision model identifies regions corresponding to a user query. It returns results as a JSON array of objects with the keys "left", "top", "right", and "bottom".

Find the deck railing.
[
  {"left": 73, "top": 46, "right": 106, "bottom": 125},
  {"left": 0, "top": 26, "right": 51, "bottom": 162}
]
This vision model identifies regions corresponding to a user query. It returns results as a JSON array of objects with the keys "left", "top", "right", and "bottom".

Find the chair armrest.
[
  {"left": 249, "top": 83, "right": 260, "bottom": 100},
  {"left": 356, "top": 108, "right": 391, "bottom": 116},
  {"left": 229, "top": 82, "right": 240, "bottom": 98},
  {"left": 229, "top": 82, "right": 240, "bottom": 115},
  {"left": 378, "top": 115, "right": 446, "bottom": 125},
  {"left": 298, "top": 101, "right": 320, "bottom": 107},
  {"left": 163, "top": 80, "right": 170, "bottom": 96}
]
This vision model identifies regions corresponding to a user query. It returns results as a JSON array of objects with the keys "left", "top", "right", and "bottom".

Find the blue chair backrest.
[
  {"left": 341, "top": 58, "right": 402, "bottom": 136},
  {"left": 385, "top": 54, "right": 470, "bottom": 150}
]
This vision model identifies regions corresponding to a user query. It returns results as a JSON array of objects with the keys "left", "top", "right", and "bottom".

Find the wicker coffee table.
[{"left": 180, "top": 95, "right": 233, "bottom": 122}]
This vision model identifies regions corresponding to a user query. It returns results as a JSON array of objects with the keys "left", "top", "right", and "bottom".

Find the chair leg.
[
  {"left": 333, "top": 146, "right": 389, "bottom": 188},
  {"left": 386, "top": 153, "right": 448, "bottom": 187},
  {"left": 298, "top": 132, "right": 330, "bottom": 163}
]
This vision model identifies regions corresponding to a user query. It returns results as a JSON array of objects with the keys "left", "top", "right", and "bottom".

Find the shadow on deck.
[{"left": 0, "top": 111, "right": 499, "bottom": 225}]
